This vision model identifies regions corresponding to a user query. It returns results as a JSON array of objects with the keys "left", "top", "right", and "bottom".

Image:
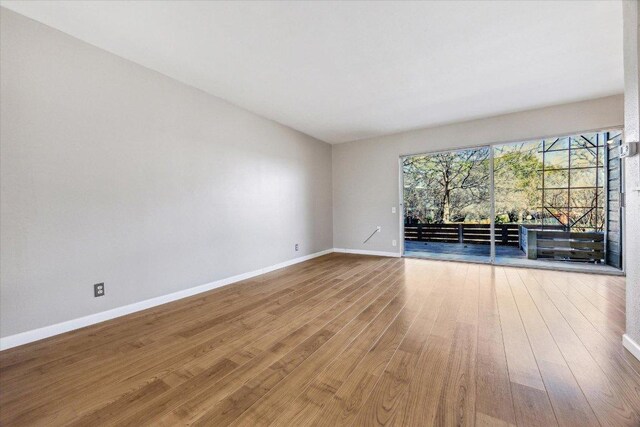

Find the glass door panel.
[
  {"left": 401, "top": 129, "right": 622, "bottom": 272},
  {"left": 403, "top": 147, "right": 491, "bottom": 263},
  {"left": 493, "top": 131, "right": 617, "bottom": 270}
]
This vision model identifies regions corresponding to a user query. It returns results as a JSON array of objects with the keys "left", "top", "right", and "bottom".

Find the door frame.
[{"left": 398, "top": 127, "right": 626, "bottom": 275}]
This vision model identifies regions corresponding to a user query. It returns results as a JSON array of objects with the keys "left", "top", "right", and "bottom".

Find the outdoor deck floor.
[
  {"left": 403, "top": 240, "right": 622, "bottom": 274},
  {"left": 404, "top": 241, "right": 524, "bottom": 262}
]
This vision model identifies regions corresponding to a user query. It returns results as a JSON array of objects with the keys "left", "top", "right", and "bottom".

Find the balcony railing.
[
  {"left": 404, "top": 223, "right": 604, "bottom": 263},
  {"left": 404, "top": 223, "right": 519, "bottom": 246}
]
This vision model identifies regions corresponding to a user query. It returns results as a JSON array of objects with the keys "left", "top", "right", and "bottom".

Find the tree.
[
  {"left": 403, "top": 148, "right": 489, "bottom": 223},
  {"left": 493, "top": 141, "right": 541, "bottom": 223},
  {"left": 403, "top": 134, "right": 607, "bottom": 232}
]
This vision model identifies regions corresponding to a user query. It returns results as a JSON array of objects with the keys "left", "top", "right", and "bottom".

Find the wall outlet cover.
[{"left": 94, "top": 283, "right": 105, "bottom": 297}]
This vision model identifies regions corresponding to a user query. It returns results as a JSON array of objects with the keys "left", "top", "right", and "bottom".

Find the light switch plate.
[{"left": 620, "top": 142, "right": 638, "bottom": 158}]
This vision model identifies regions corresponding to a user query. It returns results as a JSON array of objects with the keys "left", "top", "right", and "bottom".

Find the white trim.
[
  {"left": 334, "top": 248, "right": 401, "bottom": 258},
  {"left": 399, "top": 157, "right": 406, "bottom": 257},
  {"left": 623, "top": 334, "right": 640, "bottom": 362},
  {"left": 0, "top": 249, "right": 334, "bottom": 351}
]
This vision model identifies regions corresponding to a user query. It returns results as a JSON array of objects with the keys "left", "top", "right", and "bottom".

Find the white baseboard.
[
  {"left": 333, "top": 248, "right": 401, "bottom": 258},
  {"left": 0, "top": 248, "right": 334, "bottom": 351},
  {"left": 623, "top": 334, "right": 640, "bottom": 362}
]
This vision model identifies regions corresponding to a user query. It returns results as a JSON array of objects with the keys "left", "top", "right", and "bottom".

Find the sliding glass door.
[
  {"left": 401, "top": 129, "right": 623, "bottom": 272},
  {"left": 402, "top": 146, "right": 491, "bottom": 263}
]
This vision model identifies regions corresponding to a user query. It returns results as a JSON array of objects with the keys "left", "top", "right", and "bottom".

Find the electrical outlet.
[
  {"left": 391, "top": 207, "right": 396, "bottom": 214},
  {"left": 94, "top": 283, "right": 105, "bottom": 297},
  {"left": 376, "top": 226, "right": 381, "bottom": 232},
  {"left": 295, "top": 243, "right": 299, "bottom": 251},
  {"left": 392, "top": 239, "right": 397, "bottom": 247}
]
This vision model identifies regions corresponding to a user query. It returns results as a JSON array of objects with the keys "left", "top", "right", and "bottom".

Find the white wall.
[
  {"left": 333, "top": 95, "right": 624, "bottom": 253},
  {"left": 623, "top": 0, "right": 640, "bottom": 353},
  {"left": 0, "top": 9, "right": 333, "bottom": 338}
]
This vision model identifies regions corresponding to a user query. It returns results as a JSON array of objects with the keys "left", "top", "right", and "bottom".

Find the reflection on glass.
[
  {"left": 543, "top": 189, "right": 568, "bottom": 207},
  {"left": 544, "top": 170, "right": 569, "bottom": 188},
  {"left": 549, "top": 136, "right": 570, "bottom": 150},
  {"left": 544, "top": 150, "right": 568, "bottom": 170},
  {"left": 570, "top": 148, "right": 598, "bottom": 168}
]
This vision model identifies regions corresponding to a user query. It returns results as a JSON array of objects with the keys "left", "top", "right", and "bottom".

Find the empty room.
[{"left": 1, "top": 1, "right": 640, "bottom": 426}]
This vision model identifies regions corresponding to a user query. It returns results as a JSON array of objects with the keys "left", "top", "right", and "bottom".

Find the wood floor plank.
[
  {"left": 291, "top": 263, "right": 435, "bottom": 427},
  {"left": 544, "top": 271, "right": 625, "bottom": 337},
  {"left": 431, "top": 263, "right": 480, "bottom": 427},
  {"left": 2, "top": 256, "right": 389, "bottom": 426},
  {"left": 82, "top": 258, "right": 402, "bottom": 426},
  {"left": 1, "top": 254, "right": 639, "bottom": 427},
  {"left": 531, "top": 269, "right": 640, "bottom": 416},
  {"left": 518, "top": 267, "right": 640, "bottom": 426},
  {"left": 551, "top": 273, "right": 640, "bottom": 380},
  {"left": 494, "top": 270, "right": 547, "bottom": 391},
  {"left": 494, "top": 267, "right": 558, "bottom": 426},
  {"left": 0, "top": 253, "right": 345, "bottom": 374},
  {"left": 336, "top": 262, "right": 450, "bottom": 427},
  {"left": 158, "top": 259, "right": 404, "bottom": 426},
  {"left": 474, "top": 266, "right": 517, "bottom": 426},
  {"left": 504, "top": 268, "right": 599, "bottom": 427},
  {"left": 0, "top": 254, "right": 357, "bottom": 388},
  {"left": 510, "top": 382, "right": 558, "bottom": 427},
  {"left": 1, "top": 257, "right": 383, "bottom": 425},
  {"left": 268, "top": 278, "right": 426, "bottom": 424},
  {"left": 560, "top": 271, "right": 626, "bottom": 317},
  {"left": 389, "top": 262, "right": 471, "bottom": 426},
  {"left": 189, "top": 268, "right": 410, "bottom": 426},
  {"left": 475, "top": 411, "right": 516, "bottom": 427}
]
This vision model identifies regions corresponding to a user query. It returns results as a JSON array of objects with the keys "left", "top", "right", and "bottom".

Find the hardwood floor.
[{"left": 1, "top": 253, "right": 638, "bottom": 426}]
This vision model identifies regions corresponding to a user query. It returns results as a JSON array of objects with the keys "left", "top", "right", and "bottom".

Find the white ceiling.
[{"left": 1, "top": 1, "right": 623, "bottom": 144}]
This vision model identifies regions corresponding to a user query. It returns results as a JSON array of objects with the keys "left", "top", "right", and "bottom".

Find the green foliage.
[
  {"left": 403, "top": 148, "right": 489, "bottom": 224},
  {"left": 495, "top": 214, "right": 511, "bottom": 224},
  {"left": 403, "top": 134, "right": 607, "bottom": 232},
  {"left": 493, "top": 141, "right": 541, "bottom": 223}
]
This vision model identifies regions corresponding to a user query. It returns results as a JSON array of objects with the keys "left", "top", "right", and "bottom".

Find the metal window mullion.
[
  {"left": 603, "top": 132, "right": 608, "bottom": 263},
  {"left": 595, "top": 133, "right": 599, "bottom": 232},
  {"left": 567, "top": 137, "right": 571, "bottom": 231},
  {"left": 542, "top": 140, "right": 546, "bottom": 229},
  {"left": 490, "top": 146, "right": 495, "bottom": 263}
]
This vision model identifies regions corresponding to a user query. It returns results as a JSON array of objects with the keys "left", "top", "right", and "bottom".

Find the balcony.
[{"left": 404, "top": 223, "right": 606, "bottom": 267}]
